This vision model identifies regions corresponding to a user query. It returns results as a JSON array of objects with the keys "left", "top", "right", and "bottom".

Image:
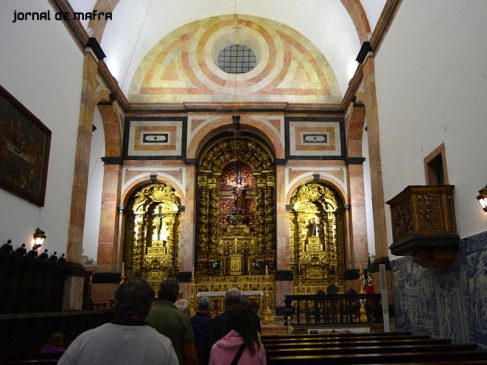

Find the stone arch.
[
  {"left": 97, "top": 103, "right": 123, "bottom": 157},
  {"left": 188, "top": 115, "right": 284, "bottom": 160},
  {"left": 286, "top": 173, "right": 348, "bottom": 206},
  {"left": 122, "top": 174, "right": 186, "bottom": 208}
]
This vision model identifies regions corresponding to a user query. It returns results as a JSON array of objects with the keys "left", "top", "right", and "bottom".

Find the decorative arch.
[
  {"left": 195, "top": 133, "right": 276, "bottom": 276},
  {"left": 188, "top": 115, "right": 284, "bottom": 160},
  {"left": 129, "top": 14, "right": 341, "bottom": 103},
  {"left": 286, "top": 173, "right": 348, "bottom": 206},
  {"left": 122, "top": 182, "right": 182, "bottom": 289},
  {"left": 289, "top": 182, "right": 346, "bottom": 293},
  {"left": 122, "top": 174, "right": 186, "bottom": 207}
]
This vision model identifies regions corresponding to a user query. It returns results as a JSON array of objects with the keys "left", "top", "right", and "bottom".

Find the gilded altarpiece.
[
  {"left": 195, "top": 136, "right": 276, "bottom": 309},
  {"left": 290, "top": 183, "right": 346, "bottom": 294},
  {"left": 123, "top": 183, "right": 181, "bottom": 289}
]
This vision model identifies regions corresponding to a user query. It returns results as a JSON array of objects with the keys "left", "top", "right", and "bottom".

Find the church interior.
[{"left": 1, "top": 0, "right": 487, "bottom": 358}]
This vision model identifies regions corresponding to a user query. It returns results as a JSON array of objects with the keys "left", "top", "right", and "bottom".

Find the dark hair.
[
  {"left": 224, "top": 287, "right": 241, "bottom": 307},
  {"left": 225, "top": 304, "right": 259, "bottom": 354},
  {"left": 197, "top": 296, "right": 211, "bottom": 311},
  {"left": 159, "top": 279, "right": 180, "bottom": 302},
  {"left": 113, "top": 278, "right": 154, "bottom": 318}
]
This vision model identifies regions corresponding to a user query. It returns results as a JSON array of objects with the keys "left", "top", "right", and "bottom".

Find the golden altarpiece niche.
[
  {"left": 290, "top": 183, "right": 346, "bottom": 294},
  {"left": 195, "top": 135, "right": 276, "bottom": 310},
  {"left": 123, "top": 183, "right": 181, "bottom": 290}
]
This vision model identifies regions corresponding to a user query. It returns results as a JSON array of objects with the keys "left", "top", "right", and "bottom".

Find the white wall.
[
  {"left": 0, "top": 0, "right": 83, "bottom": 255},
  {"left": 81, "top": 109, "right": 104, "bottom": 263},
  {"left": 375, "top": 0, "right": 487, "bottom": 244}
]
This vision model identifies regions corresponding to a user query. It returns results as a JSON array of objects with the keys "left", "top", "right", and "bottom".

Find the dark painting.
[{"left": 0, "top": 86, "right": 51, "bottom": 206}]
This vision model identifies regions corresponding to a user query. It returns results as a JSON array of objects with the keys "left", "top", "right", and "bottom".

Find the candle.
[
  {"left": 192, "top": 266, "right": 195, "bottom": 278},
  {"left": 265, "top": 265, "right": 268, "bottom": 276},
  {"left": 121, "top": 262, "right": 125, "bottom": 273},
  {"left": 234, "top": 238, "right": 238, "bottom": 253}
]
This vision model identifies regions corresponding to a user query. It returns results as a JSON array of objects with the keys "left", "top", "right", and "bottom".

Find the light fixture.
[
  {"left": 33, "top": 227, "right": 46, "bottom": 250},
  {"left": 477, "top": 185, "right": 487, "bottom": 212}
]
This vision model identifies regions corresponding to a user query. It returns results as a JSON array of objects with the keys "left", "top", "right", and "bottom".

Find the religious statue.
[
  {"left": 307, "top": 218, "right": 319, "bottom": 237},
  {"left": 232, "top": 180, "right": 247, "bottom": 211}
]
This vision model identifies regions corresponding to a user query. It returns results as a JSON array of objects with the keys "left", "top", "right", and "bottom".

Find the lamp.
[
  {"left": 32, "top": 227, "right": 46, "bottom": 250},
  {"left": 477, "top": 185, "right": 487, "bottom": 212}
]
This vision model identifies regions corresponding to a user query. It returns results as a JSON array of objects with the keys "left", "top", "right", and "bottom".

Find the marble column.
[
  {"left": 64, "top": 52, "right": 100, "bottom": 310},
  {"left": 180, "top": 165, "right": 196, "bottom": 273},
  {"left": 345, "top": 103, "right": 369, "bottom": 269},
  {"left": 357, "top": 56, "right": 389, "bottom": 259},
  {"left": 275, "top": 164, "right": 292, "bottom": 307},
  {"left": 96, "top": 162, "right": 122, "bottom": 272}
]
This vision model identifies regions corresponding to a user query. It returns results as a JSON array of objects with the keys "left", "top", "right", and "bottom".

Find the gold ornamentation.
[
  {"left": 196, "top": 136, "right": 275, "bottom": 277},
  {"left": 289, "top": 183, "right": 345, "bottom": 293},
  {"left": 123, "top": 183, "right": 181, "bottom": 289}
]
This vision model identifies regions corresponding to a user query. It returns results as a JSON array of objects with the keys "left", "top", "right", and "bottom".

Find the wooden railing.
[{"left": 283, "top": 294, "right": 382, "bottom": 326}]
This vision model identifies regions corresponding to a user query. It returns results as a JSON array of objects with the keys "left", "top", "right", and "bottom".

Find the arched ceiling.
[{"left": 69, "top": 0, "right": 387, "bottom": 102}]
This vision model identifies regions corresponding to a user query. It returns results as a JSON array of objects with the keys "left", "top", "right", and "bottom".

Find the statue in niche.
[
  {"left": 232, "top": 179, "right": 247, "bottom": 211},
  {"left": 307, "top": 218, "right": 319, "bottom": 237}
]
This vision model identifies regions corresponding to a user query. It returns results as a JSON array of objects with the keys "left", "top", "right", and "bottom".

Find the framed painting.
[{"left": 0, "top": 85, "right": 51, "bottom": 206}]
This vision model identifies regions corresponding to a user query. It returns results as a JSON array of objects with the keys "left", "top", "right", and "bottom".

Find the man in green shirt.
[{"left": 147, "top": 279, "right": 198, "bottom": 365}]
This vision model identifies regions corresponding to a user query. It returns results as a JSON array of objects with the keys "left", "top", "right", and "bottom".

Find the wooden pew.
[
  {"left": 262, "top": 331, "right": 413, "bottom": 340},
  {"left": 262, "top": 334, "right": 431, "bottom": 344},
  {"left": 264, "top": 338, "right": 452, "bottom": 350},
  {"left": 266, "top": 343, "right": 478, "bottom": 357},
  {"left": 268, "top": 349, "right": 487, "bottom": 364}
]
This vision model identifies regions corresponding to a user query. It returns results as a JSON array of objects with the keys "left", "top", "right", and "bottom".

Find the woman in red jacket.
[{"left": 209, "top": 304, "right": 266, "bottom": 365}]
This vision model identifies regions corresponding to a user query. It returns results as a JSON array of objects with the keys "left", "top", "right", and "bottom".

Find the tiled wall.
[{"left": 391, "top": 231, "right": 487, "bottom": 346}]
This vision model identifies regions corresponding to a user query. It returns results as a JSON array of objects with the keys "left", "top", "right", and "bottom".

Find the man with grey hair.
[
  {"left": 59, "top": 278, "right": 178, "bottom": 365},
  {"left": 211, "top": 287, "right": 241, "bottom": 341},
  {"left": 147, "top": 279, "right": 198, "bottom": 365},
  {"left": 191, "top": 296, "right": 213, "bottom": 365}
]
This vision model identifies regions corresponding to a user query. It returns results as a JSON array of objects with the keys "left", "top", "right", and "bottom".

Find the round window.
[{"left": 217, "top": 44, "right": 257, "bottom": 74}]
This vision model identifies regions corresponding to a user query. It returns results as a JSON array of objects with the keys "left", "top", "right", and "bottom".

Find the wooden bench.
[
  {"left": 264, "top": 338, "right": 452, "bottom": 350},
  {"left": 268, "top": 349, "right": 487, "bottom": 364},
  {"left": 263, "top": 331, "right": 413, "bottom": 340},
  {"left": 266, "top": 343, "right": 478, "bottom": 357},
  {"left": 262, "top": 334, "right": 431, "bottom": 344}
]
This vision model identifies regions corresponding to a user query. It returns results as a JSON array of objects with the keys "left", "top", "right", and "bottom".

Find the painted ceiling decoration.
[
  {"left": 128, "top": 15, "right": 341, "bottom": 104},
  {"left": 69, "top": 0, "right": 387, "bottom": 102}
]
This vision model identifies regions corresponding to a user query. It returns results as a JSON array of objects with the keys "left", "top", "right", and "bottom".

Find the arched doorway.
[
  {"left": 195, "top": 133, "right": 276, "bottom": 277},
  {"left": 289, "top": 182, "right": 346, "bottom": 293},
  {"left": 122, "top": 183, "right": 181, "bottom": 289}
]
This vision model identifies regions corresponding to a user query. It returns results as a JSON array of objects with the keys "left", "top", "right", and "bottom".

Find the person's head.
[
  {"left": 175, "top": 298, "right": 189, "bottom": 312},
  {"left": 224, "top": 287, "right": 241, "bottom": 308},
  {"left": 159, "top": 279, "right": 180, "bottom": 302},
  {"left": 197, "top": 296, "right": 211, "bottom": 312},
  {"left": 47, "top": 332, "right": 64, "bottom": 347},
  {"left": 113, "top": 278, "right": 154, "bottom": 319},
  {"left": 226, "top": 304, "right": 259, "bottom": 354}
]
